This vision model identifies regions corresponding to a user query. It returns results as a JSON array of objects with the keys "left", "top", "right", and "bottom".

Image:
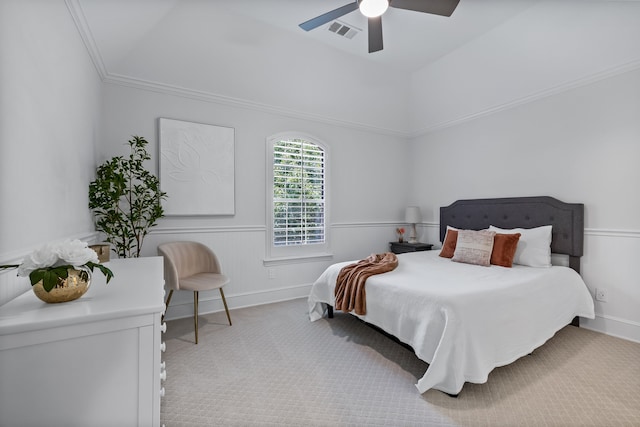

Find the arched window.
[{"left": 266, "top": 133, "right": 330, "bottom": 261}]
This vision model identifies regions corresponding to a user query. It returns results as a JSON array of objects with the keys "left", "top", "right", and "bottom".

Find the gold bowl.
[{"left": 32, "top": 268, "right": 91, "bottom": 303}]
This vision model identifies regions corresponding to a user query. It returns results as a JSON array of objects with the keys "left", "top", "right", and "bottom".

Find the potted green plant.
[{"left": 89, "top": 136, "right": 167, "bottom": 258}]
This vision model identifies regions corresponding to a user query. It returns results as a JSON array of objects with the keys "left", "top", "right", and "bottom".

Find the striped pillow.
[{"left": 452, "top": 230, "right": 496, "bottom": 267}]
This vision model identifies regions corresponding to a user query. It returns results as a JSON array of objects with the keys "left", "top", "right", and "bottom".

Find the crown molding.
[
  {"left": 410, "top": 58, "right": 640, "bottom": 137},
  {"left": 102, "top": 73, "right": 411, "bottom": 137},
  {"left": 65, "top": 0, "right": 108, "bottom": 79},
  {"left": 100, "top": 57, "right": 640, "bottom": 141},
  {"left": 64, "top": 0, "right": 409, "bottom": 137},
  {"left": 66, "top": 0, "right": 640, "bottom": 140}
]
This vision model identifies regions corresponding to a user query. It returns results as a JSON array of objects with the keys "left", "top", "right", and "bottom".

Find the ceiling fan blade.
[
  {"left": 299, "top": 2, "right": 359, "bottom": 31},
  {"left": 390, "top": 0, "right": 460, "bottom": 17},
  {"left": 368, "top": 17, "right": 383, "bottom": 53}
]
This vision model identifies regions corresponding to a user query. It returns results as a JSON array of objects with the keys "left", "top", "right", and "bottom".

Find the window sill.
[{"left": 263, "top": 253, "right": 334, "bottom": 267}]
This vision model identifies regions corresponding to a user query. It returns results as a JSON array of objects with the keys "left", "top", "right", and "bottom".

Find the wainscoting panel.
[
  {"left": 144, "top": 222, "right": 401, "bottom": 321},
  {"left": 19, "top": 223, "right": 627, "bottom": 343},
  {"left": 580, "top": 229, "right": 640, "bottom": 343},
  {"left": 0, "top": 271, "right": 31, "bottom": 308},
  {"left": 422, "top": 223, "right": 640, "bottom": 343}
]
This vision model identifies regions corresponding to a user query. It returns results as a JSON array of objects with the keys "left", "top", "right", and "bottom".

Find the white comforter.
[{"left": 308, "top": 251, "right": 595, "bottom": 394}]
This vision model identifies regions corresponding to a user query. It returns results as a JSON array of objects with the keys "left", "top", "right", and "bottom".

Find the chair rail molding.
[
  {"left": 151, "top": 225, "right": 266, "bottom": 235},
  {"left": 0, "top": 231, "right": 100, "bottom": 265}
]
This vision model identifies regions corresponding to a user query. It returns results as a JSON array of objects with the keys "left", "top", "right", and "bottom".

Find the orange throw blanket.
[{"left": 335, "top": 252, "right": 398, "bottom": 315}]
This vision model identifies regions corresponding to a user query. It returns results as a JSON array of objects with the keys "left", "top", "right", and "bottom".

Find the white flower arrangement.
[{"left": 1, "top": 239, "right": 114, "bottom": 292}]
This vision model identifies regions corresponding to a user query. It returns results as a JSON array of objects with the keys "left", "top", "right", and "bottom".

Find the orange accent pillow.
[
  {"left": 439, "top": 228, "right": 458, "bottom": 258},
  {"left": 490, "top": 233, "right": 521, "bottom": 267}
]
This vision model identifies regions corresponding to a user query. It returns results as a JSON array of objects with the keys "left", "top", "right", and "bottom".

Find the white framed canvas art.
[{"left": 159, "top": 118, "right": 235, "bottom": 215}]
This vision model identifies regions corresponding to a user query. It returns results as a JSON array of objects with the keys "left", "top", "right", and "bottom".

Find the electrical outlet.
[{"left": 595, "top": 288, "right": 607, "bottom": 302}]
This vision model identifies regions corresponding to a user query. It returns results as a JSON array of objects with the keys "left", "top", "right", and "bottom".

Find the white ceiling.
[
  {"left": 78, "top": 0, "right": 542, "bottom": 73},
  {"left": 74, "top": 0, "right": 640, "bottom": 134},
  {"left": 216, "top": 0, "right": 541, "bottom": 72}
]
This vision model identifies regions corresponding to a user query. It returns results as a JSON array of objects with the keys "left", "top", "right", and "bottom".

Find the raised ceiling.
[
  {"left": 73, "top": 0, "right": 640, "bottom": 135},
  {"left": 77, "top": 0, "right": 540, "bottom": 74}
]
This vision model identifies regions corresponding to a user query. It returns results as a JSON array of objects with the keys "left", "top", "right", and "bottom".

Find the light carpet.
[{"left": 160, "top": 298, "right": 640, "bottom": 426}]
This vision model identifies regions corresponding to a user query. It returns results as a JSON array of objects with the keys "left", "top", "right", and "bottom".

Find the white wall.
[
  {"left": 0, "top": 0, "right": 102, "bottom": 304},
  {"left": 409, "top": 67, "right": 640, "bottom": 342},
  {"left": 3, "top": 0, "right": 637, "bottom": 344},
  {"left": 99, "top": 83, "right": 409, "bottom": 319}
]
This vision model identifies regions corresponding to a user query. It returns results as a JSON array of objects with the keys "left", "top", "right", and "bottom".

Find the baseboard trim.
[
  {"left": 165, "top": 284, "right": 640, "bottom": 344},
  {"left": 581, "top": 314, "right": 640, "bottom": 344},
  {"left": 162, "top": 283, "right": 313, "bottom": 322}
]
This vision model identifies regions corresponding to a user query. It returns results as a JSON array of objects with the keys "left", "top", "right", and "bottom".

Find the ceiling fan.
[{"left": 299, "top": 0, "right": 460, "bottom": 53}]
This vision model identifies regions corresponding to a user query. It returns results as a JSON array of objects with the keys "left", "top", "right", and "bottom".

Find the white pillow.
[{"left": 488, "top": 225, "right": 552, "bottom": 267}]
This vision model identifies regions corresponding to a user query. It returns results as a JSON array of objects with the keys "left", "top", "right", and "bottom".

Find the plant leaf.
[
  {"left": 30, "top": 266, "right": 70, "bottom": 292},
  {"left": 86, "top": 261, "right": 115, "bottom": 283}
]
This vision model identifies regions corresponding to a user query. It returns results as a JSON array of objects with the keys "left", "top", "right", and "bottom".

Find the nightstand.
[{"left": 389, "top": 241, "right": 433, "bottom": 254}]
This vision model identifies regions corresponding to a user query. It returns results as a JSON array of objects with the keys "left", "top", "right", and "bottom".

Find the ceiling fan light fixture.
[{"left": 359, "top": 0, "right": 389, "bottom": 18}]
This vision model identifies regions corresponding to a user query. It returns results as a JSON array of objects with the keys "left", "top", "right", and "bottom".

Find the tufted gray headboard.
[{"left": 440, "top": 196, "right": 584, "bottom": 273}]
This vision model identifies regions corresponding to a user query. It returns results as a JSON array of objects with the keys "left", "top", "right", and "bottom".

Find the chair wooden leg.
[
  {"left": 194, "top": 291, "right": 199, "bottom": 344},
  {"left": 161, "top": 289, "right": 174, "bottom": 322},
  {"left": 220, "top": 288, "right": 232, "bottom": 326}
]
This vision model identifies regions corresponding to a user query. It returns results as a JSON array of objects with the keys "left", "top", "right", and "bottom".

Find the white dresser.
[{"left": 0, "top": 257, "right": 166, "bottom": 427}]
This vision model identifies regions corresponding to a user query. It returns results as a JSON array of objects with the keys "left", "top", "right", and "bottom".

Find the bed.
[{"left": 308, "top": 196, "right": 595, "bottom": 395}]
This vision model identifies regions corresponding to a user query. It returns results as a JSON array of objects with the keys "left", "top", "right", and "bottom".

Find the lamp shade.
[{"left": 405, "top": 206, "right": 421, "bottom": 223}]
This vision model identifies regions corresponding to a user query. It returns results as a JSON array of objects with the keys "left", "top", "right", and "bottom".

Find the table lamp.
[{"left": 405, "top": 206, "right": 421, "bottom": 244}]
